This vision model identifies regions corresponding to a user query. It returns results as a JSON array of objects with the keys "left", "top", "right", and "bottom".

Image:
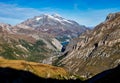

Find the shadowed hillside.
[
  {"left": 0, "top": 67, "right": 83, "bottom": 83},
  {"left": 0, "top": 65, "right": 120, "bottom": 83},
  {"left": 0, "top": 57, "right": 68, "bottom": 79},
  {"left": 86, "top": 65, "right": 120, "bottom": 83}
]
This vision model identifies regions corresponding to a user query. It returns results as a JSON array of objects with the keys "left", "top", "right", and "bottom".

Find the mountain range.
[
  {"left": 0, "top": 14, "right": 88, "bottom": 64},
  {"left": 0, "top": 12, "right": 119, "bottom": 82},
  {"left": 18, "top": 14, "right": 88, "bottom": 42}
]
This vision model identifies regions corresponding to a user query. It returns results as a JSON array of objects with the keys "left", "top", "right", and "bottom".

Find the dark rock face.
[{"left": 57, "top": 12, "right": 120, "bottom": 79}]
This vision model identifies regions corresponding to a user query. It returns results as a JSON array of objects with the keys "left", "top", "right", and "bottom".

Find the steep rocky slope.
[
  {"left": 56, "top": 12, "right": 120, "bottom": 79},
  {"left": 18, "top": 14, "right": 88, "bottom": 42},
  {"left": 0, "top": 23, "right": 62, "bottom": 63},
  {"left": 13, "top": 24, "right": 62, "bottom": 51}
]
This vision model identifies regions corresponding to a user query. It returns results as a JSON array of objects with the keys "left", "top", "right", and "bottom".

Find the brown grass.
[{"left": 0, "top": 57, "right": 68, "bottom": 79}]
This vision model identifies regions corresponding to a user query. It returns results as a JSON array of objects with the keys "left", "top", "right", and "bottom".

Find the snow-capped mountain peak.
[
  {"left": 34, "top": 14, "right": 73, "bottom": 24},
  {"left": 20, "top": 14, "right": 88, "bottom": 42},
  {"left": 46, "top": 14, "right": 62, "bottom": 22},
  {"left": 36, "top": 17, "right": 42, "bottom": 21},
  {"left": 52, "top": 13, "right": 62, "bottom": 18}
]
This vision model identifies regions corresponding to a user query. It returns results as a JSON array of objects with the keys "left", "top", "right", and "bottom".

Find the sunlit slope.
[{"left": 0, "top": 57, "right": 68, "bottom": 79}]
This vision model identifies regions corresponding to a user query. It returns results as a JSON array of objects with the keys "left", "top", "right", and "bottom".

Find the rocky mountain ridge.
[
  {"left": 0, "top": 14, "right": 89, "bottom": 64},
  {"left": 56, "top": 12, "right": 120, "bottom": 79},
  {"left": 19, "top": 14, "right": 88, "bottom": 42}
]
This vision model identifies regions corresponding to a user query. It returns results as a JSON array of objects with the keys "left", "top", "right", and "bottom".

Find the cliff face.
[{"left": 57, "top": 12, "right": 120, "bottom": 79}]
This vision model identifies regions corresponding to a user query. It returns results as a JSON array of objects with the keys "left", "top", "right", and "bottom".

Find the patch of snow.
[
  {"left": 36, "top": 17, "right": 42, "bottom": 21},
  {"left": 52, "top": 13, "right": 61, "bottom": 17},
  {"left": 47, "top": 15, "right": 62, "bottom": 22},
  {"left": 35, "top": 14, "right": 74, "bottom": 25},
  {"left": 62, "top": 19, "right": 73, "bottom": 24},
  {"left": 48, "top": 15, "right": 73, "bottom": 24}
]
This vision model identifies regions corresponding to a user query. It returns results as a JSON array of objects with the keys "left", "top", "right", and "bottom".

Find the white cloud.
[
  {"left": 0, "top": 2, "right": 120, "bottom": 27},
  {"left": 0, "top": 3, "right": 43, "bottom": 19},
  {"left": 0, "top": 3, "right": 42, "bottom": 24},
  {"left": 0, "top": 3, "right": 62, "bottom": 25}
]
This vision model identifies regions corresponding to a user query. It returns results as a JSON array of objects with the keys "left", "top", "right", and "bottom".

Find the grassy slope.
[
  {"left": 0, "top": 36, "right": 53, "bottom": 62},
  {"left": 0, "top": 57, "right": 68, "bottom": 79}
]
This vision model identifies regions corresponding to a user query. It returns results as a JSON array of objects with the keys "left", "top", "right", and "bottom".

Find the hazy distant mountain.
[
  {"left": 18, "top": 14, "right": 88, "bottom": 42},
  {"left": 56, "top": 12, "right": 120, "bottom": 79}
]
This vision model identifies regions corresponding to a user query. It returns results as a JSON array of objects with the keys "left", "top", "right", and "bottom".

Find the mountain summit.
[{"left": 18, "top": 14, "right": 88, "bottom": 42}]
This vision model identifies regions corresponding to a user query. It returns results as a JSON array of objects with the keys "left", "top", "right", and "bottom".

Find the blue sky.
[{"left": 0, "top": 0, "right": 120, "bottom": 27}]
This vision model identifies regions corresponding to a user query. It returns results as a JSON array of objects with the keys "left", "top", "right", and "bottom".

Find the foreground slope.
[
  {"left": 0, "top": 57, "right": 119, "bottom": 83},
  {"left": 57, "top": 12, "right": 120, "bottom": 79},
  {"left": 0, "top": 57, "right": 68, "bottom": 79}
]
